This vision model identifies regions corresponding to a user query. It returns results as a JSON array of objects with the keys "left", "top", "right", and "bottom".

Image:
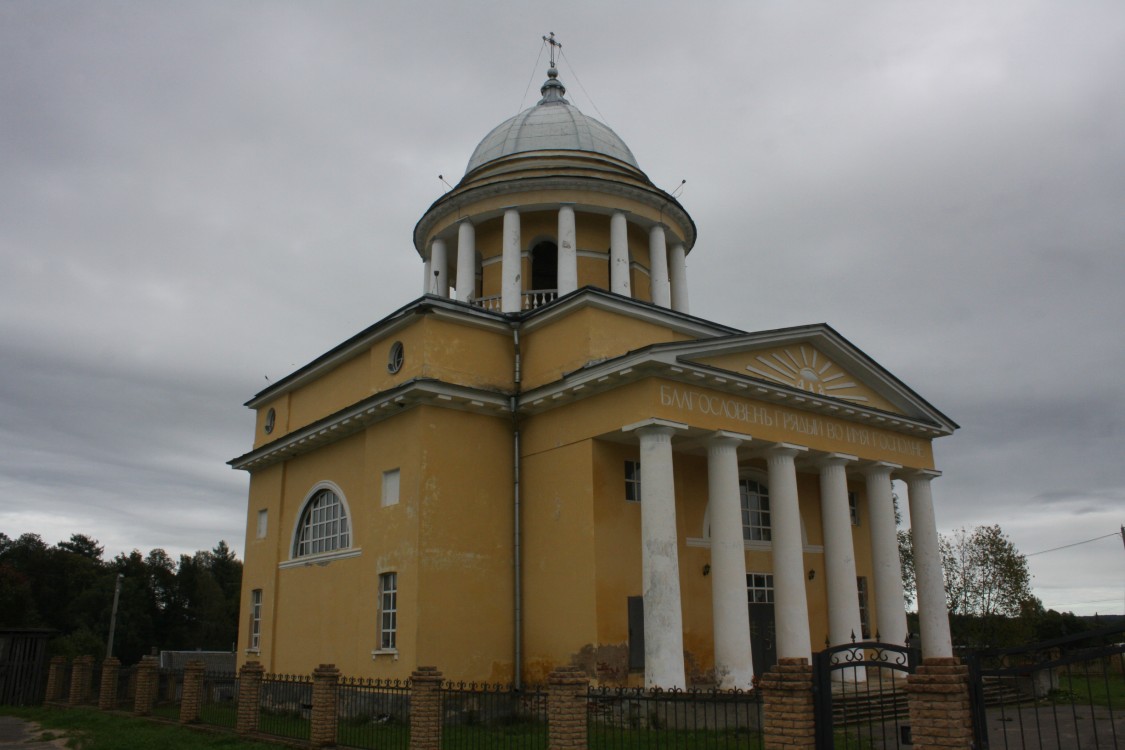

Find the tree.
[{"left": 899, "top": 523, "right": 1033, "bottom": 617}]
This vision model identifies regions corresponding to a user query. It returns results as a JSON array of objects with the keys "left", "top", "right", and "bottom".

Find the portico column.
[
  {"left": 649, "top": 225, "right": 671, "bottom": 308},
  {"left": 819, "top": 455, "right": 863, "bottom": 646},
  {"left": 430, "top": 238, "right": 449, "bottom": 297},
  {"left": 557, "top": 204, "right": 577, "bottom": 296},
  {"left": 905, "top": 470, "right": 953, "bottom": 658},
  {"left": 707, "top": 432, "right": 754, "bottom": 688},
  {"left": 422, "top": 255, "right": 432, "bottom": 295},
  {"left": 864, "top": 463, "right": 908, "bottom": 647},
  {"left": 623, "top": 418, "right": 689, "bottom": 689},
  {"left": 502, "top": 208, "right": 522, "bottom": 312},
  {"left": 669, "top": 241, "right": 689, "bottom": 314},
  {"left": 610, "top": 211, "right": 631, "bottom": 296},
  {"left": 455, "top": 220, "right": 476, "bottom": 302},
  {"left": 765, "top": 444, "right": 811, "bottom": 661}
]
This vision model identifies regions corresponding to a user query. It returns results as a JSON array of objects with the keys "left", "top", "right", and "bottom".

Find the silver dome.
[{"left": 464, "top": 70, "right": 640, "bottom": 175}]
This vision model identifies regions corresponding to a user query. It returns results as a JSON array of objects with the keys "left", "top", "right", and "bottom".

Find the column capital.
[
  {"left": 816, "top": 452, "right": 857, "bottom": 469},
  {"left": 764, "top": 442, "right": 808, "bottom": 459},
  {"left": 863, "top": 460, "right": 902, "bottom": 474},
  {"left": 705, "top": 429, "right": 753, "bottom": 448},
  {"left": 457, "top": 216, "right": 474, "bottom": 226},
  {"left": 622, "top": 418, "right": 688, "bottom": 436},
  {"left": 900, "top": 468, "right": 942, "bottom": 482}
]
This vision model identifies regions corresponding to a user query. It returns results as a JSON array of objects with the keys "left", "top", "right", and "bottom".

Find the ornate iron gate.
[{"left": 813, "top": 639, "right": 919, "bottom": 749}]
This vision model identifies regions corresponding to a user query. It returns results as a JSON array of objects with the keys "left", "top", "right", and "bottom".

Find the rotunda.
[{"left": 414, "top": 63, "right": 696, "bottom": 314}]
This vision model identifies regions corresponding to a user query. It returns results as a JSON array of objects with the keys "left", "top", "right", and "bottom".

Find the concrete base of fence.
[
  {"left": 758, "top": 657, "right": 815, "bottom": 750},
  {"left": 906, "top": 657, "right": 973, "bottom": 749}
]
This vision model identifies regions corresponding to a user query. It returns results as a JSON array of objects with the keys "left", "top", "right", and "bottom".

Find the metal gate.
[
  {"left": 966, "top": 624, "right": 1125, "bottom": 749},
  {"left": 0, "top": 629, "right": 54, "bottom": 706},
  {"left": 813, "top": 639, "right": 919, "bottom": 750}
]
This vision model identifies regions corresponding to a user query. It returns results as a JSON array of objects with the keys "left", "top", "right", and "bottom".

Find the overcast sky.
[{"left": 2, "top": 2, "right": 1122, "bottom": 617}]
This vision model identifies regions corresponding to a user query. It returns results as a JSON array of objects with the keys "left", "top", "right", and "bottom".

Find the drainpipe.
[{"left": 511, "top": 323, "right": 523, "bottom": 690}]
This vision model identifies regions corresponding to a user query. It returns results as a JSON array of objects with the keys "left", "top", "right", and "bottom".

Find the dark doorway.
[
  {"left": 749, "top": 603, "right": 777, "bottom": 674},
  {"left": 627, "top": 596, "right": 645, "bottom": 671},
  {"left": 530, "top": 241, "right": 558, "bottom": 291}
]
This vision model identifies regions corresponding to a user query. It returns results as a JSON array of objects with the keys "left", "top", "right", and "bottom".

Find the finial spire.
[{"left": 542, "top": 32, "right": 562, "bottom": 70}]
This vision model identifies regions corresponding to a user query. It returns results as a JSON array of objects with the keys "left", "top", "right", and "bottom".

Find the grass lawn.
[
  {"left": 1055, "top": 671, "right": 1125, "bottom": 708},
  {"left": 0, "top": 706, "right": 280, "bottom": 750}
]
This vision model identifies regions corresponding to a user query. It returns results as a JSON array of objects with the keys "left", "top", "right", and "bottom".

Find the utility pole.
[{"left": 107, "top": 573, "right": 124, "bottom": 658}]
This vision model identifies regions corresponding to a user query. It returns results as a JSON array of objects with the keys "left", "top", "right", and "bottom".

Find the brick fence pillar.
[
  {"left": 310, "top": 664, "right": 341, "bottom": 747},
  {"left": 68, "top": 655, "right": 94, "bottom": 706},
  {"left": 409, "top": 666, "right": 444, "bottom": 750},
  {"left": 179, "top": 659, "right": 205, "bottom": 724},
  {"left": 906, "top": 657, "right": 974, "bottom": 749},
  {"left": 548, "top": 666, "right": 589, "bottom": 750},
  {"left": 759, "top": 657, "right": 815, "bottom": 750},
  {"left": 237, "top": 661, "right": 265, "bottom": 735},
  {"left": 133, "top": 654, "right": 159, "bottom": 716},
  {"left": 44, "top": 656, "right": 68, "bottom": 703},
  {"left": 98, "top": 657, "right": 121, "bottom": 710}
]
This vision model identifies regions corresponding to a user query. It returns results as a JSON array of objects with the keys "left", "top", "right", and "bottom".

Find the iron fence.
[
  {"left": 115, "top": 665, "right": 135, "bottom": 708},
  {"left": 336, "top": 676, "right": 411, "bottom": 750},
  {"left": 588, "top": 686, "right": 764, "bottom": 750},
  {"left": 200, "top": 670, "right": 238, "bottom": 728},
  {"left": 967, "top": 624, "right": 1125, "bottom": 749},
  {"left": 153, "top": 668, "right": 183, "bottom": 719},
  {"left": 258, "top": 672, "right": 312, "bottom": 741},
  {"left": 440, "top": 681, "right": 548, "bottom": 750}
]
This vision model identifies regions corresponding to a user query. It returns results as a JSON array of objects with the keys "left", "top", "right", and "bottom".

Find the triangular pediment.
[{"left": 666, "top": 325, "right": 957, "bottom": 431}]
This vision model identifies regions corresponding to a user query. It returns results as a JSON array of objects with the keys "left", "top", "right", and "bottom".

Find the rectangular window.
[
  {"left": 857, "top": 576, "right": 870, "bottom": 639},
  {"left": 249, "top": 589, "right": 262, "bottom": 651},
  {"left": 740, "top": 479, "right": 772, "bottom": 541},
  {"left": 848, "top": 492, "right": 860, "bottom": 526},
  {"left": 624, "top": 460, "right": 641, "bottom": 503},
  {"left": 382, "top": 468, "right": 400, "bottom": 507},
  {"left": 379, "top": 572, "right": 398, "bottom": 650},
  {"left": 256, "top": 509, "right": 268, "bottom": 539},
  {"left": 747, "top": 573, "right": 775, "bottom": 603}
]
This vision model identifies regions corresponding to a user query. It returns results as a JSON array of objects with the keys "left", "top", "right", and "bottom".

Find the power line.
[{"left": 1026, "top": 531, "right": 1120, "bottom": 557}]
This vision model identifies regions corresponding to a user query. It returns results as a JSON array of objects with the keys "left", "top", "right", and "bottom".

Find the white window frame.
[
  {"left": 747, "top": 572, "right": 775, "bottom": 604},
  {"left": 624, "top": 460, "right": 641, "bottom": 503},
  {"left": 382, "top": 468, "right": 400, "bottom": 507},
  {"left": 740, "top": 478, "right": 771, "bottom": 542},
  {"left": 377, "top": 572, "right": 398, "bottom": 652},
  {"left": 248, "top": 589, "right": 262, "bottom": 652}
]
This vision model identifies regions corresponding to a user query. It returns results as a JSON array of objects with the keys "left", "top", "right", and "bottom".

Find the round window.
[
  {"left": 264, "top": 408, "right": 276, "bottom": 434},
  {"left": 387, "top": 341, "right": 405, "bottom": 374}
]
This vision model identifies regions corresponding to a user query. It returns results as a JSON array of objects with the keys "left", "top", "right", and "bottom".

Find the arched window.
[
  {"left": 293, "top": 487, "right": 350, "bottom": 558},
  {"left": 530, "top": 240, "right": 558, "bottom": 291}
]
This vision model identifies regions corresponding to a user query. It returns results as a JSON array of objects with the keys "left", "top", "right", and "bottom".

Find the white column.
[
  {"left": 455, "top": 220, "right": 476, "bottom": 302},
  {"left": 623, "top": 418, "right": 689, "bottom": 689},
  {"left": 429, "top": 238, "right": 449, "bottom": 297},
  {"left": 501, "top": 208, "right": 521, "bottom": 313},
  {"left": 649, "top": 225, "right": 671, "bottom": 308},
  {"left": 905, "top": 470, "right": 953, "bottom": 658},
  {"left": 765, "top": 444, "right": 811, "bottom": 661},
  {"left": 557, "top": 204, "right": 577, "bottom": 296},
  {"left": 819, "top": 454, "right": 865, "bottom": 682},
  {"left": 422, "top": 255, "right": 432, "bottom": 295},
  {"left": 707, "top": 432, "right": 755, "bottom": 688},
  {"left": 610, "top": 211, "right": 631, "bottom": 296},
  {"left": 669, "top": 241, "right": 689, "bottom": 314},
  {"left": 864, "top": 463, "right": 908, "bottom": 647},
  {"left": 819, "top": 454, "right": 863, "bottom": 645}
]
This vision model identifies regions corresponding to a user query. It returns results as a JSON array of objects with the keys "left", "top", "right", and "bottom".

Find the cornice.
[{"left": 232, "top": 378, "right": 510, "bottom": 472}]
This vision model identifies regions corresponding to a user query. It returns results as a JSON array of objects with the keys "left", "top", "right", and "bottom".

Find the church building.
[{"left": 231, "top": 49, "right": 959, "bottom": 689}]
